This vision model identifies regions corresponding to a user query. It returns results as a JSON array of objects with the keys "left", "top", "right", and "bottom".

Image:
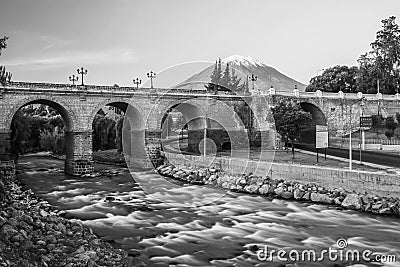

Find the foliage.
[
  {"left": 306, "top": 65, "right": 358, "bottom": 92},
  {"left": 384, "top": 116, "right": 396, "bottom": 140},
  {"left": 205, "top": 59, "right": 222, "bottom": 93},
  {"left": 308, "top": 16, "right": 400, "bottom": 94},
  {"left": 205, "top": 58, "right": 247, "bottom": 93},
  {"left": 385, "top": 129, "right": 395, "bottom": 139},
  {"left": 0, "top": 66, "right": 12, "bottom": 83},
  {"left": 115, "top": 117, "right": 123, "bottom": 154},
  {"left": 357, "top": 16, "right": 400, "bottom": 94},
  {"left": 0, "top": 36, "right": 8, "bottom": 55},
  {"left": 92, "top": 111, "right": 116, "bottom": 151},
  {"left": 0, "top": 36, "right": 11, "bottom": 84},
  {"left": 396, "top": 112, "right": 400, "bottom": 124},
  {"left": 272, "top": 101, "right": 312, "bottom": 157},
  {"left": 11, "top": 105, "right": 123, "bottom": 157}
]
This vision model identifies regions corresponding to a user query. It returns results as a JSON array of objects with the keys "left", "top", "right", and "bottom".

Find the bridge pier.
[
  {"left": 0, "top": 129, "right": 15, "bottom": 183},
  {"left": 0, "top": 129, "right": 12, "bottom": 161},
  {"left": 64, "top": 130, "right": 94, "bottom": 176},
  {"left": 145, "top": 129, "right": 164, "bottom": 167}
]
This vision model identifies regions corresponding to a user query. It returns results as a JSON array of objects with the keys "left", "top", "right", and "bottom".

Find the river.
[{"left": 16, "top": 155, "right": 400, "bottom": 267}]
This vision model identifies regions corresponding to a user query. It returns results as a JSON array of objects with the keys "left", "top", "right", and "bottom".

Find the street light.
[
  {"left": 133, "top": 77, "right": 141, "bottom": 89},
  {"left": 347, "top": 96, "right": 366, "bottom": 170},
  {"left": 77, "top": 67, "right": 88, "bottom": 86},
  {"left": 248, "top": 74, "right": 257, "bottom": 93},
  {"left": 69, "top": 74, "right": 78, "bottom": 85},
  {"left": 147, "top": 71, "right": 156, "bottom": 89}
]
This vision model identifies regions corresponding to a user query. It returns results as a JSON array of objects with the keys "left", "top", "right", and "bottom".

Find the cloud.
[{"left": 1, "top": 47, "right": 137, "bottom": 67}]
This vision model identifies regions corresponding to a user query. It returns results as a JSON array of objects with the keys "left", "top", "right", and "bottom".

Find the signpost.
[
  {"left": 316, "top": 125, "right": 328, "bottom": 162},
  {"left": 359, "top": 116, "right": 372, "bottom": 164}
]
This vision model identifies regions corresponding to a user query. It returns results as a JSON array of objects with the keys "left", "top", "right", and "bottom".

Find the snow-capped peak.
[{"left": 222, "top": 55, "right": 265, "bottom": 67}]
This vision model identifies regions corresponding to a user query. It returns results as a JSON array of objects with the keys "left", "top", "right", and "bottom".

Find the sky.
[{"left": 1, "top": 0, "right": 400, "bottom": 88}]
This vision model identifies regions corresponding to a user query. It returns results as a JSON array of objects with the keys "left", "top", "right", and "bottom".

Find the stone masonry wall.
[{"left": 164, "top": 152, "right": 400, "bottom": 198}]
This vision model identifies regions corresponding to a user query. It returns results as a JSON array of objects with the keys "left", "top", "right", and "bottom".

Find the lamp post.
[
  {"left": 248, "top": 74, "right": 257, "bottom": 92},
  {"left": 77, "top": 67, "right": 88, "bottom": 86},
  {"left": 69, "top": 74, "right": 78, "bottom": 85},
  {"left": 347, "top": 97, "right": 365, "bottom": 170},
  {"left": 203, "top": 94, "right": 210, "bottom": 157},
  {"left": 147, "top": 71, "right": 156, "bottom": 89},
  {"left": 133, "top": 77, "right": 141, "bottom": 89}
]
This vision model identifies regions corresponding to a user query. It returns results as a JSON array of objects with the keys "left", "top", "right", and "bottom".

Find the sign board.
[
  {"left": 316, "top": 125, "right": 328, "bottom": 148},
  {"left": 360, "top": 116, "right": 372, "bottom": 128}
]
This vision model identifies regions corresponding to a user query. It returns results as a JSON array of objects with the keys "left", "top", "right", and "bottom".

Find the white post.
[
  {"left": 203, "top": 118, "right": 207, "bottom": 157},
  {"left": 349, "top": 105, "right": 352, "bottom": 171},
  {"left": 362, "top": 129, "right": 365, "bottom": 150}
]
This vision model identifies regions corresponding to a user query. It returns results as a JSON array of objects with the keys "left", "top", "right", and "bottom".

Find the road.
[{"left": 295, "top": 143, "right": 400, "bottom": 168}]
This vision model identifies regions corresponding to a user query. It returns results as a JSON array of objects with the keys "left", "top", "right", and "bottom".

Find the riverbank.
[
  {"left": 156, "top": 163, "right": 400, "bottom": 217},
  {"left": 0, "top": 161, "right": 145, "bottom": 267}
]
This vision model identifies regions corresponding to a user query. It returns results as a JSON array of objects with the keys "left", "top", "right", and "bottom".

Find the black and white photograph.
[{"left": 0, "top": 1, "right": 400, "bottom": 266}]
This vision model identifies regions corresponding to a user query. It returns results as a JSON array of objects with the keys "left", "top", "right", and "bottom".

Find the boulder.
[
  {"left": 281, "top": 191, "right": 294, "bottom": 200},
  {"left": 341, "top": 194, "right": 362, "bottom": 210},
  {"left": 293, "top": 189, "right": 304, "bottom": 200},
  {"left": 244, "top": 185, "right": 259, "bottom": 194},
  {"left": 259, "top": 184, "right": 270, "bottom": 195},
  {"left": 274, "top": 187, "right": 284, "bottom": 196},
  {"left": 333, "top": 197, "right": 342, "bottom": 205},
  {"left": 302, "top": 192, "right": 311, "bottom": 201},
  {"left": 310, "top": 193, "right": 333, "bottom": 204}
]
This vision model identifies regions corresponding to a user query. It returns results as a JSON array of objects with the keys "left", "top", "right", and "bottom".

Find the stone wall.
[{"left": 164, "top": 152, "right": 400, "bottom": 198}]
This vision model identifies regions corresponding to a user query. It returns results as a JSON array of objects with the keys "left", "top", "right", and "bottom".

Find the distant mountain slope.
[{"left": 173, "top": 55, "right": 306, "bottom": 92}]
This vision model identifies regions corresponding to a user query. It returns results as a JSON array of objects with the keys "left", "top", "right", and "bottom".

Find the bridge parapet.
[{"left": 268, "top": 89, "right": 400, "bottom": 101}]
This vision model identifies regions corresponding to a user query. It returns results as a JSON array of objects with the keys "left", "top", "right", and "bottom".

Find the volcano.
[{"left": 173, "top": 55, "right": 306, "bottom": 93}]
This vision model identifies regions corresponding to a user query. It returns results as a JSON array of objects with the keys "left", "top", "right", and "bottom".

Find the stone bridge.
[
  {"left": 0, "top": 82, "right": 274, "bottom": 175},
  {"left": 1, "top": 82, "right": 400, "bottom": 175},
  {"left": 269, "top": 88, "right": 400, "bottom": 143}
]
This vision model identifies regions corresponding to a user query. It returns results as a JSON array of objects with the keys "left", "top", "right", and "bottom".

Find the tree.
[
  {"left": 205, "top": 58, "right": 222, "bottom": 93},
  {"left": 205, "top": 58, "right": 246, "bottom": 93},
  {"left": 229, "top": 68, "right": 241, "bottom": 92},
  {"left": 371, "top": 114, "right": 384, "bottom": 138},
  {"left": 358, "top": 16, "right": 400, "bottom": 94},
  {"left": 306, "top": 65, "right": 358, "bottom": 92},
  {"left": 220, "top": 63, "right": 231, "bottom": 90},
  {"left": 0, "top": 36, "right": 8, "bottom": 55},
  {"left": 0, "top": 36, "right": 11, "bottom": 84},
  {"left": 115, "top": 117, "right": 123, "bottom": 154},
  {"left": 385, "top": 116, "right": 397, "bottom": 139},
  {"left": 272, "top": 101, "right": 312, "bottom": 158}
]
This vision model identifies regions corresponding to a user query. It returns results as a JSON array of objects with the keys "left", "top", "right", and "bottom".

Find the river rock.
[
  {"left": 333, "top": 197, "right": 342, "bottom": 205},
  {"left": 259, "top": 184, "right": 270, "bottom": 195},
  {"left": 281, "top": 191, "right": 294, "bottom": 200},
  {"left": 293, "top": 189, "right": 304, "bottom": 200},
  {"left": 379, "top": 208, "right": 392, "bottom": 215},
  {"left": 372, "top": 202, "right": 382, "bottom": 211},
  {"left": 302, "top": 192, "right": 311, "bottom": 201},
  {"left": 341, "top": 194, "right": 362, "bottom": 210},
  {"left": 274, "top": 187, "right": 284, "bottom": 196},
  {"left": 310, "top": 193, "right": 333, "bottom": 204},
  {"left": 244, "top": 185, "right": 259, "bottom": 194}
]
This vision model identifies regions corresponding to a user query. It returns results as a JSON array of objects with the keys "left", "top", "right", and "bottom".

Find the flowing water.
[{"left": 17, "top": 155, "right": 400, "bottom": 267}]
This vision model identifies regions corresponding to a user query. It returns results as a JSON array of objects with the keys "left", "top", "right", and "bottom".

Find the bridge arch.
[
  {"left": 299, "top": 102, "right": 327, "bottom": 144},
  {"left": 159, "top": 101, "right": 205, "bottom": 154},
  {"left": 5, "top": 96, "right": 75, "bottom": 131},
  {"left": 89, "top": 100, "right": 145, "bottom": 165},
  {"left": 7, "top": 98, "right": 75, "bottom": 163}
]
